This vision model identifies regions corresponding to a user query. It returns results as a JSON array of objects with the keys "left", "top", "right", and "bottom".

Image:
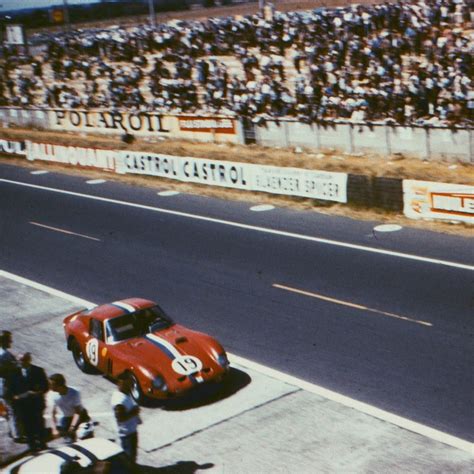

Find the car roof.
[
  {"left": 3, "top": 438, "right": 123, "bottom": 473},
  {"left": 85, "top": 298, "right": 156, "bottom": 322}
]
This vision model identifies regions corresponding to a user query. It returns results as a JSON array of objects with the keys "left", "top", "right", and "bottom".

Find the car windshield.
[{"left": 106, "top": 305, "right": 173, "bottom": 342}]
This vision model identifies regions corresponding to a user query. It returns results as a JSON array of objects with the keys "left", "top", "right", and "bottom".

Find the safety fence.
[
  {"left": 0, "top": 107, "right": 472, "bottom": 163},
  {"left": 0, "top": 137, "right": 472, "bottom": 225},
  {"left": 252, "top": 119, "right": 473, "bottom": 163}
]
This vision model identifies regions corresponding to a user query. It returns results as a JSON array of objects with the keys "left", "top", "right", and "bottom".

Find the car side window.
[
  {"left": 89, "top": 318, "right": 104, "bottom": 341},
  {"left": 105, "top": 315, "right": 139, "bottom": 342}
]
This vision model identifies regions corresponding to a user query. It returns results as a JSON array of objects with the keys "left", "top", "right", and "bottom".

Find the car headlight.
[
  {"left": 152, "top": 375, "right": 167, "bottom": 391},
  {"left": 217, "top": 352, "right": 229, "bottom": 367}
]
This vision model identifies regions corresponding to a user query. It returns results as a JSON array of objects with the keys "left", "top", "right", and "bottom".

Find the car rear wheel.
[
  {"left": 127, "top": 372, "right": 145, "bottom": 405},
  {"left": 71, "top": 339, "right": 94, "bottom": 374}
]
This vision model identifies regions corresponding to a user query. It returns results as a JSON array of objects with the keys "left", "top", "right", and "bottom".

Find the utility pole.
[
  {"left": 62, "top": 0, "right": 71, "bottom": 32},
  {"left": 148, "top": 0, "right": 156, "bottom": 29}
]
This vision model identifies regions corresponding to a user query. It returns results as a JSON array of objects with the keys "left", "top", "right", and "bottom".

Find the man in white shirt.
[
  {"left": 111, "top": 373, "right": 141, "bottom": 464},
  {"left": 48, "top": 373, "right": 88, "bottom": 443}
]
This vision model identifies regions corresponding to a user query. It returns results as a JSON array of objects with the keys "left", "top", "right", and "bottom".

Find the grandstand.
[{"left": 0, "top": 0, "right": 472, "bottom": 127}]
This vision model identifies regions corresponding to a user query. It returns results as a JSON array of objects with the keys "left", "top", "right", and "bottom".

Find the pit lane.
[{"left": 1, "top": 271, "right": 472, "bottom": 472}]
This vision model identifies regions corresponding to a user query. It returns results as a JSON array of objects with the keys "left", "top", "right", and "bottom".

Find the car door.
[{"left": 84, "top": 318, "right": 108, "bottom": 373}]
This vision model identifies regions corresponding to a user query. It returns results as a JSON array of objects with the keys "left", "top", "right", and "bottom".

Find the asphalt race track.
[
  {"left": 0, "top": 161, "right": 473, "bottom": 451},
  {"left": 1, "top": 273, "right": 472, "bottom": 472}
]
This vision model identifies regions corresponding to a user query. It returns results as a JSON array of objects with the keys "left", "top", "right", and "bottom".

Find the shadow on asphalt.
[
  {"left": 103, "top": 367, "right": 251, "bottom": 410},
  {"left": 156, "top": 367, "right": 251, "bottom": 411},
  {"left": 140, "top": 461, "right": 214, "bottom": 473}
]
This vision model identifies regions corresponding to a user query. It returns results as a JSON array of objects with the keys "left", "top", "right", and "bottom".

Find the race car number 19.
[
  {"left": 86, "top": 338, "right": 99, "bottom": 366},
  {"left": 172, "top": 355, "right": 202, "bottom": 375}
]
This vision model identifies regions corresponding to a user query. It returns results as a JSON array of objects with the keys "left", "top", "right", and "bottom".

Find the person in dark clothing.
[
  {"left": 10, "top": 352, "right": 49, "bottom": 452},
  {"left": 0, "top": 330, "right": 22, "bottom": 441}
]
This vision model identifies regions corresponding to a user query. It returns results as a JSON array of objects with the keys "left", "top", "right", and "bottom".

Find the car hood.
[
  {"left": 123, "top": 324, "right": 220, "bottom": 374},
  {"left": 3, "top": 439, "right": 123, "bottom": 473}
]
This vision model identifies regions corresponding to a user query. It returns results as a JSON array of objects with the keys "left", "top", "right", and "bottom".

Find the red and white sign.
[
  {"left": 403, "top": 180, "right": 474, "bottom": 224},
  {"left": 26, "top": 141, "right": 118, "bottom": 172},
  {"left": 178, "top": 116, "right": 236, "bottom": 134}
]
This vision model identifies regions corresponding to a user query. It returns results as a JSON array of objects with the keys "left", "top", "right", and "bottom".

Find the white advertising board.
[
  {"left": 46, "top": 109, "right": 240, "bottom": 143},
  {"left": 403, "top": 180, "right": 474, "bottom": 224},
  {"left": 49, "top": 109, "right": 170, "bottom": 136},
  {"left": 26, "top": 141, "right": 118, "bottom": 172},
  {"left": 4, "top": 25, "right": 25, "bottom": 45},
  {"left": 118, "top": 151, "right": 253, "bottom": 189},
  {"left": 118, "top": 151, "right": 347, "bottom": 203},
  {"left": 0, "top": 139, "right": 26, "bottom": 155},
  {"left": 23, "top": 141, "right": 348, "bottom": 203},
  {"left": 252, "top": 165, "right": 347, "bottom": 202}
]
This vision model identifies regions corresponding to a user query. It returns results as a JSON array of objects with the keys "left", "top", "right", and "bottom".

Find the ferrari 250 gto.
[{"left": 63, "top": 298, "right": 230, "bottom": 403}]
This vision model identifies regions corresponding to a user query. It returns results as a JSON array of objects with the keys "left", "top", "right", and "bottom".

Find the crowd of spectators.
[{"left": 0, "top": 0, "right": 472, "bottom": 127}]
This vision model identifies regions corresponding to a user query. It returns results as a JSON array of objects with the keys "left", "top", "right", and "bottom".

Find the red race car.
[{"left": 63, "top": 298, "right": 230, "bottom": 404}]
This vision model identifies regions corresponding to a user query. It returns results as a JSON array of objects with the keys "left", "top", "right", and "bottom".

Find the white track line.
[
  {"left": 0, "top": 269, "right": 472, "bottom": 454},
  {"left": 229, "top": 354, "right": 474, "bottom": 455},
  {"left": 0, "top": 270, "right": 95, "bottom": 310},
  {"left": 250, "top": 204, "right": 275, "bottom": 212},
  {"left": 273, "top": 283, "right": 432, "bottom": 327},
  {"left": 1, "top": 179, "right": 473, "bottom": 272},
  {"left": 30, "top": 221, "right": 101, "bottom": 242}
]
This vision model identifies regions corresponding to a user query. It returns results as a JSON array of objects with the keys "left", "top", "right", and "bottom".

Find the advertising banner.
[
  {"left": 403, "top": 180, "right": 474, "bottom": 224},
  {"left": 178, "top": 116, "right": 236, "bottom": 135},
  {"left": 252, "top": 165, "right": 347, "bottom": 203},
  {"left": 26, "top": 141, "right": 118, "bottom": 172},
  {"left": 118, "top": 150, "right": 347, "bottom": 202},
  {"left": 4, "top": 25, "right": 25, "bottom": 45},
  {"left": 44, "top": 109, "right": 240, "bottom": 143},
  {"left": 117, "top": 151, "right": 250, "bottom": 190},
  {"left": 49, "top": 109, "right": 172, "bottom": 137},
  {"left": 21, "top": 141, "right": 348, "bottom": 203},
  {"left": 0, "top": 139, "right": 26, "bottom": 155}
]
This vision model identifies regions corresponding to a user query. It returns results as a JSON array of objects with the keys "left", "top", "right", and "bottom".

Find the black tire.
[
  {"left": 127, "top": 372, "right": 146, "bottom": 405},
  {"left": 71, "top": 339, "right": 94, "bottom": 374}
]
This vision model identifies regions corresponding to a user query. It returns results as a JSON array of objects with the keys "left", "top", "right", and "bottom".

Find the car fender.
[{"left": 189, "top": 330, "right": 226, "bottom": 359}]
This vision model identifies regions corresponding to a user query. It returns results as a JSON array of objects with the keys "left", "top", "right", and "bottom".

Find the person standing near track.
[
  {"left": 48, "top": 373, "right": 89, "bottom": 443},
  {"left": 0, "top": 330, "right": 23, "bottom": 442},
  {"left": 111, "top": 373, "right": 141, "bottom": 464},
  {"left": 10, "top": 352, "right": 49, "bottom": 451}
]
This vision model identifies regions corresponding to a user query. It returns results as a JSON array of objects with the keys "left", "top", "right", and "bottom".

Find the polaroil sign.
[{"left": 50, "top": 110, "right": 170, "bottom": 135}]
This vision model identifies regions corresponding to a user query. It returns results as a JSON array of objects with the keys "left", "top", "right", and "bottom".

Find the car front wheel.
[
  {"left": 127, "top": 372, "right": 146, "bottom": 405},
  {"left": 71, "top": 339, "right": 94, "bottom": 374}
]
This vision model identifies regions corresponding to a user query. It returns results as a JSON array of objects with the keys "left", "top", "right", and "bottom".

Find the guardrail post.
[
  {"left": 315, "top": 123, "right": 321, "bottom": 149},
  {"left": 236, "top": 118, "right": 245, "bottom": 145},
  {"left": 284, "top": 120, "right": 290, "bottom": 148},
  {"left": 469, "top": 128, "right": 473, "bottom": 164},
  {"left": 425, "top": 126, "right": 431, "bottom": 160},
  {"left": 385, "top": 125, "right": 392, "bottom": 156},
  {"left": 349, "top": 124, "right": 355, "bottom": 154}
]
